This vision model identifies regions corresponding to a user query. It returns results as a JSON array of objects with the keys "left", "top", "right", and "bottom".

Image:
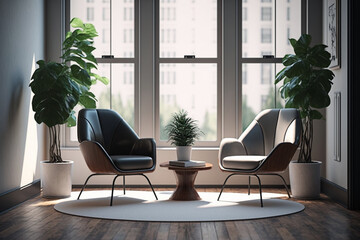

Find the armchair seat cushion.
[
  {"left": 111, "top": 155, "right": 153, "bottom": 171},
  {"left": 222, "top": 155, "right": 266, "bottom": 170}
]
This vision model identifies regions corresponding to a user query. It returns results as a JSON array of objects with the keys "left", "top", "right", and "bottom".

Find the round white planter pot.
[
  {"left": 176, "top": 146, "right": 192, "bottom": 161},
  {"left": 41, "top": 160, "right": 73, "bottom": 198},
  {"left": 289, "top": 160, "right": 321, "bottom": 199}
]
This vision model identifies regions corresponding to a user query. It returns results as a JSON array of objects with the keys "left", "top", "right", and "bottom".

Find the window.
[
  {"left": 102, "top": 29, "right": 109, "bottom": 43},
  {"left": 261, "top": 64, "right": 272, "bottom": 84},
  {"left": 287, "top": 28, "right": 290, "bottom": 45},
  {"left": 242, "top": 7, "right": 247, "bottom": 21},
  {"left": 240, "top": 0, "right": 302, "bottom": 131},
  {"left": 287, "top": 7, "right": 290, "bottom": 21},
  {"left": 242, "top": 29, "right": 247, "bottom": 43},
  {"left": 66, "top": 0, "right": 303, "bottom": 147},
  {"left": 68, "top": 0, "right": 136, "bottom": 144},
  {"left": 276, "top": 0, "right": 301, "bottom": 56},
  {"left": 261, "top": 7, "right": 272, "bottom": 21},
  {"left": 261, "top": 28, "right": 272, "bottom": 43},
  {"left": 159, "top": 0, "right": 217, "bottom": 58},
  {"left": 242, "top": 65, "right": 247, "bottom": 84},
  {"left": 157, "top": 0, "right": 220, "bottom": 144},
  {"left": 103, "top": 7, "right": 110, "bottom": 20},
  {"left": 87, "top": 7, "right": 94, "bottom": 21}
]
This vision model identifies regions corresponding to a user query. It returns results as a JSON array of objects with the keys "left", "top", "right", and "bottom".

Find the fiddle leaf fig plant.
[
  {"left": 29, "top": 18, "right": 109, "bottom": 163},
  {"left": 275, "top": 34, "right": 334, "bottom": 163}
]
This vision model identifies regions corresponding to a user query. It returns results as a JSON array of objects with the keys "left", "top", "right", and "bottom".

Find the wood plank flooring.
[{"left": 1, "top": 188, "right": 360, "bottom": 240}]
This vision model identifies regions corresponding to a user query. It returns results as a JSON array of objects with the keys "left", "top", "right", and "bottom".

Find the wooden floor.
[{"left": 1, "top": 188, "right": 360, "bottom": 240}]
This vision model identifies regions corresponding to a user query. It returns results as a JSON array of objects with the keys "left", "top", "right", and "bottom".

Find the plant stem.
[
  {"left": 299, "top": 116, "right": 313, "bottom": 163},
  {"left": 48, "top": 126, "right": 62, "bottom": 163}
]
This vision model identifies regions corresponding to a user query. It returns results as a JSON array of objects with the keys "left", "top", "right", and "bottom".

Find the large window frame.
[
  {"left": 64, "top": 0, "right": 140, "bottom": 147},
  {"left": 238, "top": 0, "right": 306, "bottom": 131},
  {"left": 62, "top": 0, "right": 306, "bottom": 148},
  {"left": 155, "top": 0, "right": 222, "bottom": 147}
]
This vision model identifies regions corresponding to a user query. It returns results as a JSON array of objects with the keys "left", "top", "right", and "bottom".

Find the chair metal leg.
[
  {"left": 110, "top": 175, "right": 122, "bottom": 206},
  {"left": 253, "top": 175, "right": 263, "bottom": 207},
  {"left": 275, "top": 173, "right": 291, "bottom": 198},
  {"left": 123, "top": 175, "right": 126, "bottom": 195},
  {"left": 248, "top": 176, "right": 251, "bottom": 195},
  {"left": 260, "top": 173, "right": 291, "bottom": 198},
  {"left": 77, "top": 173, "right": 98, "bottom": 200},
  {"left": 141, "top": 174, "right": 158, "bottom": 200},
  {"left": 217, "top": 173, "right": 237, "bottom": 201}
]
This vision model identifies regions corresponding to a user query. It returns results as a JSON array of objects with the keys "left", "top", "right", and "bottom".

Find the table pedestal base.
[{"left": 170, "top": 170, "right": 201, "bottom": 201}]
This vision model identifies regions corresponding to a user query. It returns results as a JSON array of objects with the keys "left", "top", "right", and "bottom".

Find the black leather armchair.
[{"left": 77, "top": 109, "right": 157, "bottom": 205}]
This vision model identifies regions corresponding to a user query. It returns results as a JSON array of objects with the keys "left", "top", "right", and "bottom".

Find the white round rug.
[{"left": 54, "top": 190, "right": 304, "bottom": 222}]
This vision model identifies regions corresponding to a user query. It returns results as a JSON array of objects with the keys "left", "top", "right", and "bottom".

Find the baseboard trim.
[
  {"left": 0, "top": 180, "right": 41, "bottom": 214},
  {"left": 72, "top": 184, "right": 289, "bottom": 189},
  {"left": 321, "top": 177, "right": 348, "bottom": 207}
]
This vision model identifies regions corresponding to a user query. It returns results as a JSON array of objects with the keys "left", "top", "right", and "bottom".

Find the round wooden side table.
[{"left": 160, "top": 162, "right": 212, "bottom": 201}]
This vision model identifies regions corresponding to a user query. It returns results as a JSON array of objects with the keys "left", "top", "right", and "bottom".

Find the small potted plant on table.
[
  {"left": 165, "top": 110, "right": 203, "bottom": 161},
  {"left": 275, "top": 34, "right": 334, "bottom": 199}
]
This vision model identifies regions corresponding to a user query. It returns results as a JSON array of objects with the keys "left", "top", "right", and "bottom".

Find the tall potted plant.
[
  {"left": 30, "top": 18, "right": 108, "bottom": 198},
  {"left": 165, "top": 110, "right": 203, "bottom": 161},
  {"left": 275, "top": 34, "right": 334, "bottom": 198}
]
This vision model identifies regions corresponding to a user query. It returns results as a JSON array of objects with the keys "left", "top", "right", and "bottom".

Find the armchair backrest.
[
  {"left": 78, "top": 109, "right": 139, "bottom": 155},
  {"left": 239, "top": 109, "right": 301, "bottom": 155}
]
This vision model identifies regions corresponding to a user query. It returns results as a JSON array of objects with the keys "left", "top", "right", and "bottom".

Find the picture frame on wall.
[{"left": 327, "top": 0, "right": 340, "bottom": 69}]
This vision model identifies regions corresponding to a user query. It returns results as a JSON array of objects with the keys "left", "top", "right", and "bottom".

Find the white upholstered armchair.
[{"left": 218, "top": 108, "right": 302, "bottom": 207}]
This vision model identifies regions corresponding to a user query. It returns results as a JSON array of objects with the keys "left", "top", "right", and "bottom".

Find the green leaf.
[
  {"left": 292, "top": 34, "right": 311, "bottom": 56},
  {"left": 298, "top": 34, "right": 312, "bottom": 48},
  {"left": 90, "top": 73, "right": 110, "bottom": 85},
  {"left": 309, "top": 86, "right": 331, "bottom": 108},
  {"left": 62, "top": 49, "right": 84, "bottom": 58},
  {"left": 282, "top": 54, "right": 298, "bottom": 66},
  {"left": 64, "top": 56, "right": 86, "bottom": 68},
  {"left": 289, "top": 38, "right": 297, "bottom": 49},
  {"left": 283, "top": 60, "right": 306, "bottom": 78},
  {"left": 76, "top": 33, "right": 94, "bottom": 41},
  {"left": 85, "top": 62, "right": 97, "bottom": 71},
  {"left": 30, "top": 61, "right": 64, "bottom": 94},
  {"left": 83, "top": 23, "right": 98, "bottom": 37},
  {"left": 77, "top": 42, "right": 96, "bottom": 54},
  {"left": 70, "top": 18, "right": 84, "bottom": 29},
  {"left": 84, "top": 53, "right": 97, "bottom": 64},
  {"left": 70, "top": 65, "right": 91, "bottom": 86},
  {"left": 63, "top": 35, "right": 75, "bottom": 49},
  {"left": 285, "top": 97, "right": 297, "bottom": 108},
  {"left": 66, "top": 111, "right": 77, "bottom": 127},
  {"left": 310, "top": 110, "right": 323, "bottom": 120},
  {"left": 308, "top": 44, "right": 331, "bottom": 68},
  {"left": 79, "top": 93, "right": 97, "bottom": 108},
  {"left": 275, "top": 67, "right": 287, "bottom": 84}
]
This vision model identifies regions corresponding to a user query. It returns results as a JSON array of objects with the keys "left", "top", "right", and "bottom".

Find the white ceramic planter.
[
  {"left": 41, "top": 160, "right": 73, "bottom": 198},
  {"left": 289, "top": 160, "right": 321, "bottom": 199},
  {"left": 176, "top": 146, "right": 192, "bottom": 161}
]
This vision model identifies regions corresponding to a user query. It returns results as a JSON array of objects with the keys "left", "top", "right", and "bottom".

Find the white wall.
[
  {"left": 0, "top": 0, "right": 45, "bottom": 194},
  {"left": 323, "top": 0, "right": 348, "bottom": 189}
]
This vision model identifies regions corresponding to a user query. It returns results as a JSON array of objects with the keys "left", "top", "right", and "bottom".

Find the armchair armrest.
[
  {"left": 130, "top": 138, "right": 156, "bottom": 163},
  {"left": 219, "top": 138, "right": 247, "bottom": 163}
]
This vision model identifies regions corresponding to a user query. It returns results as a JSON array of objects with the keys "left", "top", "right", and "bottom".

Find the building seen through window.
[{"left": 68, "top": 0, "right": 302, "bottom": 145}]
